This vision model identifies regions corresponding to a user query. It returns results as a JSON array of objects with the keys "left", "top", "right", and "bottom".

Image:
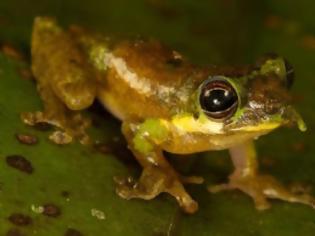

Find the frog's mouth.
[{"left": 224, "top": 106, "right": 306, "bottom": 134}]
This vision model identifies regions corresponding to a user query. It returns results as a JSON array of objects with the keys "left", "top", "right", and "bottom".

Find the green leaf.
[{"left": 1, "top": 1, "right": 315, "bottom": 235}]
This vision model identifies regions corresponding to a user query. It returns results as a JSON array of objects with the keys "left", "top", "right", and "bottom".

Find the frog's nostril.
[
  {"left": 284, "top": 59, "right": 294, "bottom": 89},
  {"left": 264, "top": 100, "right": 282, "bottom": 115}
]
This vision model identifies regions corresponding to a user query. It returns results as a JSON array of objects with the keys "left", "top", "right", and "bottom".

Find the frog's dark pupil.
[
  {"left": 200, "top": 80, "right": 238, "bottom": 119},
  {"left": 203, "top": 89, "right": 235, "bottom": 112}
]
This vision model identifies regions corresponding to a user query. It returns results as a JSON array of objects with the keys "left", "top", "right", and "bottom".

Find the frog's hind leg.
[
  {"left": 21, "top": 17, "right": 96, "bottom": 145},
  {"left": 115, "top": 121, "right": 203, "bottom": 214},
  {"left": 208, "top": 140, "right": 315, "bottom": 210}
]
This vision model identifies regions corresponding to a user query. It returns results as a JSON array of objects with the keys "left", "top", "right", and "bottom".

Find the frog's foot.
[
  {"left": 208, "top": 174, "right": 315, "bottom": 210},
  {"left": 21, "top": 111, "right": 91, "bottom": 145},
  {"left": 114, "top": 166, "right": 201, "bottom": 214},
  {"left": 21, "top": 111, "right": 63, "bottom": 128}
]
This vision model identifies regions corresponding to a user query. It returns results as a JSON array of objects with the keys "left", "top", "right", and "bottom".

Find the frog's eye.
[{"left": 199, "top": 79, "right": 238, "bottom": 119}]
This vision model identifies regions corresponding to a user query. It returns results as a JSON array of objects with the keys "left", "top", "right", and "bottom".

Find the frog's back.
[{"left": 97, "top": 39, "right": 204, "bottom": 121}]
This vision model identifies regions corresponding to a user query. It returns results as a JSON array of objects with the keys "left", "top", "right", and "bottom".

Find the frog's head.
[{"left": 195, "top": 54, "right": 306, "bottom": 138}]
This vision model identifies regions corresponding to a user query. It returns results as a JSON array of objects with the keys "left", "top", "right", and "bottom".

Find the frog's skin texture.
[{"left": 22, "top": 17, "right": 314, "bottom": 214}]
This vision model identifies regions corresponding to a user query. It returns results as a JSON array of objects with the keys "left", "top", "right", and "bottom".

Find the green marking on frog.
[{"left": 133, "top": 119, "right": 169, "bottom": 154}]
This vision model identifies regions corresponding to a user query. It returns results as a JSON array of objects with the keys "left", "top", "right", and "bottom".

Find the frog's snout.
[{"left": 281, "top": 106, "right": 307, "bottom": 132}]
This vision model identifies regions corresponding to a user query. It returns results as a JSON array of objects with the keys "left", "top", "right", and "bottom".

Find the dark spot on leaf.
[
  {"left": 6, "top": 155, "right": 33, "bottom": 174},
  {"left": 8, "top": 213, "right": 32, "bottom": 226},
  {"left": 65, "top": 228, "right": 83, "bottom": 236},
  {"left": 15, "top": 133, "right": 38, "bottom": 145},
  {"left": 43, "top": 203, "right": 61, "bottom": 217},
  {"left": 6, "top": 228, "right": 24, "bottom": 236},
  {"left": 61, "top": 191, "right": 70, "bottom": 198}
]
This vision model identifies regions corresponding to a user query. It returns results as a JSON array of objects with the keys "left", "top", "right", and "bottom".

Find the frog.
[{"left": 22, "top": 17, "right": 315, "bottom": 214}]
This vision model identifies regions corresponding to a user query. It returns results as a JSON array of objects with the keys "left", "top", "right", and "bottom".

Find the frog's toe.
[
  {"left": 261, "top": 177, "right": 315, "bottom": 209},
  {"left": 249, "top": 175, "right": 315, "bottom": 209},
  {"left": 114, "top": 175, "right": 161, "bottom": 200},
  {"left": 21, "top": 111, "right": 40, "bottom": 126},
  {"left": 21, "top": 111, "right": 63, "bottom": 127},
  {"left": 166, "top": 180, "right": 199, "bottom": 214},
  {"left": 70, "top": 113, "right": 92, "bottom": 145},
  {"left": 114, "top": 166, "right": 198, "bottom": 214},
  {"left": 209, "top": 181, "right": 272, "bottom": 210},
  {"left": 49, "top": 130, "right": 73, "bottom": 145},
  {"left": 209, "top": 174, "right": 315, "bottom": 210},
  {"left": 48, "top": 127, "right": 90, "bottom": 145}
]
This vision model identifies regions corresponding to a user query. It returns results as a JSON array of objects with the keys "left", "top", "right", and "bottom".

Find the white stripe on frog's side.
[
  {"left": 105, "top": 53, "right": 152, "bottom": 95},
  {"left": 104, "top": 53, "right": 191, "bottom": 103}
]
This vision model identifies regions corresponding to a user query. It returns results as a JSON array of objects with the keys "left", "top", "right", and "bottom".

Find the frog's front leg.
[
  {"left": 209, "top": 140, "right": 315, "bottom": 210},
  {"left": 115, "top": 120, "right": 203, "bottom": 214}
]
